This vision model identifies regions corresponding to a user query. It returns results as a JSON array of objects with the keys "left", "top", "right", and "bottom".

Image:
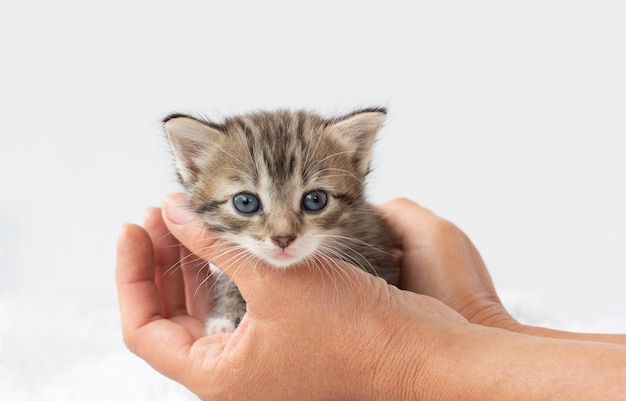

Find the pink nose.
[{"left": 271, "top": 235, "right": 296, "bottom": 249}]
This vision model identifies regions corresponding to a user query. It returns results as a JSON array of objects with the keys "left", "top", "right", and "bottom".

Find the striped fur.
[{"left": 164, "top": 108, "right": 397, "bottom": 333}]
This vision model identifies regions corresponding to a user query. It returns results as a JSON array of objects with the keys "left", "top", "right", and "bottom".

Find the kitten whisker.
[
  {"left": 314, "top": 239, "right": 384, "bottom": 285},
  {"left": 313, "top": 252, "right": 362, "bottom": 294},
  {"left": 315, "top": 233, "right": 393, "bottom": 257}
]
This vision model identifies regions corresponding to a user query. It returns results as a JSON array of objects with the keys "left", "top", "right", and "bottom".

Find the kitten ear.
[
  {"left": 163, "top": 115, "right": 222, "bottom": 184},
  {"left": 328, "top": 108, "right": 386, "bottom": 176}
]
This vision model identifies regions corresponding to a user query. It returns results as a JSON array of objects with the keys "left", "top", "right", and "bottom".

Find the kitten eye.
[
  {"left": 233, "top": 193, "right": 261, "bottom": 214},
  {"left": 302, "top": 190, "right": 328, "bottom": 212}
]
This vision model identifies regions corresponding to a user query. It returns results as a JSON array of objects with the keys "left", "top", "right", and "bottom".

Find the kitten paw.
[{"left": 205, "top": 317, "right": 236, "bottom": 335}]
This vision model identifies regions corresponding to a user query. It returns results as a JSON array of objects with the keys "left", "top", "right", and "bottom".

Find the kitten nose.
[{"left": 271, "top": 235, "right": 296, "bottom": 249}]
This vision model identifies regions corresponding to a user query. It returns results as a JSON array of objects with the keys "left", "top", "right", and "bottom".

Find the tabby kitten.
[{"left": 164, "top": 108, "right": 397, "bottom": 334}]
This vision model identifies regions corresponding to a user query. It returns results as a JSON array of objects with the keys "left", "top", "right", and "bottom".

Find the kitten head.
[{"left": 164, "top": 108, "right": 386, "bottom": 268}]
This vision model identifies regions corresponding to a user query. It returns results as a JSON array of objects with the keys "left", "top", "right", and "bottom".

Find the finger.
[
  {"left": 379, "top": 198, "right": 453, "bottom": 293},
  {"left": 379, "top": 198, "right": 439, "bottom": 245},
  {"left": 116, "top": 223, "right": 163, "bottom": 335},
  {"left": 115, "top": 223, "right": 200, "bottom": 383},
  {"left": 143, "top": 207, "right": 187, "bottom": 318},
  {"left": 380, "top": 198, "right": 501, "bottom": 310}
]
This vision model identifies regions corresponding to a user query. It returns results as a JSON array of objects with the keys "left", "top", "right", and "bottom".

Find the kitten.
[{"left": 164, "top": 108, "right": 398, "bottom": 334}]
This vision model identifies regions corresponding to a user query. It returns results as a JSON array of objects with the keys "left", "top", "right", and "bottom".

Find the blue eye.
[
  {"left": 302, "top": 190, "right": 328, "bottom": 212},
  {"left": 233, "top": 193, "right": 261, "bottom": 214}
]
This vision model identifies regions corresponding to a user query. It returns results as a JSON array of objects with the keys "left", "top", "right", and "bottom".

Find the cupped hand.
[{"left": 380, "top": 198, "right": 517, "bottom": 329}]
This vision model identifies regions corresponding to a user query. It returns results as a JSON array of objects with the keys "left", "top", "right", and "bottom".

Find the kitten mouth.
[
  {"left": 266, "top": 249, "right": 301, "bottom": 268},
  {"left": 274, "top": 250, "right": 295, "bottom": 260}
]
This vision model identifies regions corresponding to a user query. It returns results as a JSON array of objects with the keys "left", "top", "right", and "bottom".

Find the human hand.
[
  {"left": 117, "top": 195, "right": 626, "bottom": 400},
  {"left": 380, "top": 198, "right": 517, "bottom": 329},
  {"left": 381, "top": 198, "right": 626, "bottom": 346},
  {"left": 116, "top": 194, "right": 472, "bottom": 401}
]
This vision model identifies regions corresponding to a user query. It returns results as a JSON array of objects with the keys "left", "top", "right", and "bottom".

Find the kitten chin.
[{"left": 164, "top": 107, "right": 398, "bottom": 334}]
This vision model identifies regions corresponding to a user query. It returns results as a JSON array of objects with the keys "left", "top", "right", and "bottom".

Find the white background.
[{"left": 1, "top": 0, "right": 625, "bottom": 326}]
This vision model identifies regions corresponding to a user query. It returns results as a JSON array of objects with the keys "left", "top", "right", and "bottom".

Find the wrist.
[
  {"left": 366, "top": 318, "right": 489, "bottom": 400},
  {"left": 353, "top": 303, "right": 523, "bottom": 401},
  {"left": 383, "top": 323, "right": 519, "bottom": 401},
  {"left": 348, "top": 298, "right": 469, "bottom": 401}
]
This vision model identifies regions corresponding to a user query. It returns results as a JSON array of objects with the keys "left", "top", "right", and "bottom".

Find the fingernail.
[{"left": 165, "top": 194, "right": 195, "bottom": 225}]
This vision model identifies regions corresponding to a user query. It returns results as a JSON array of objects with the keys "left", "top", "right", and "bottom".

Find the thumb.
[{"left": 161, "top": 192, "right": 271, "bottom": 297}]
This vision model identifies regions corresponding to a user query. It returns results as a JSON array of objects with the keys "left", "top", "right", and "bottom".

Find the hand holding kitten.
[
  {"left": 117, "top": 193, "right": 469, "bottom": 400},
  {"left": 117, "top": 194, "right": 626, "bottom": 400}
]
